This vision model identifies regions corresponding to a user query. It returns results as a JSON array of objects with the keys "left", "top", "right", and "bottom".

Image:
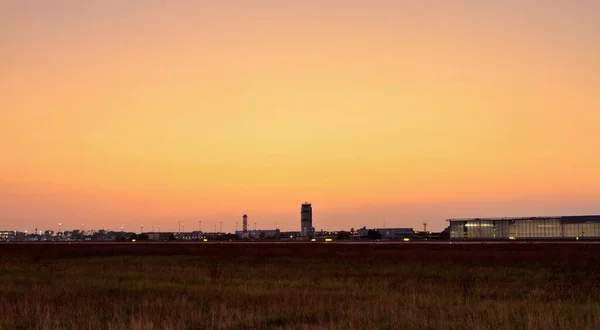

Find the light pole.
[
  {"left": 81, "top": 223, "right": 84, "bottom": 234},
  {"left": 152, "top": 225, "right": 154, "bottom": 233},
  {"left": 58, "top": 223, "right": 62, "bottom": 236},
  {"left": 254, "top": 222, "right": 257, "bottom": 231},
  {"left": 214, "top": 224, "right": 216, "bottom": 232},
  {"left": 220, "top": 221, "right": 222, "bottom": 233},
  {"left": 236, "top": 221, "right": 238, "bottom": 232},
  {"left": 141, "top": 225, "right": 143, "bottom": 234},
  {"left": 178, "top": 221, "right": 181, "bottom": 234}
]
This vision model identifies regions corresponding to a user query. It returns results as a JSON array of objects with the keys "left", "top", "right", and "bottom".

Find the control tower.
[{"left": 301, "top": 202, "right": 314, "bottom": 238}]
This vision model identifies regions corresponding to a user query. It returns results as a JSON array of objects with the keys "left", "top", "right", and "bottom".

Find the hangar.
[{"left": 448, "top": 215, "right": 600, "bottom": 240}]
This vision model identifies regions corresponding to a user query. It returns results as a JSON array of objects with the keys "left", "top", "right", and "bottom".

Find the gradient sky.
[{"left": 1, "top": 0, "right": 599, "bottom": 233}]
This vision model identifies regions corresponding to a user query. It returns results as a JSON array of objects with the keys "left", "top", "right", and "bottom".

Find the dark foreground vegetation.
[{"left": 1, "top": 242, "right": 600, "bottom": 329}]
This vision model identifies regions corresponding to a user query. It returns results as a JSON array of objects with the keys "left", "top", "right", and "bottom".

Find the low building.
[
  {"left": 104, "top": 231, "right": 136, "bottom": 241},
  {"left": 174, "top": 232, "right": 202, "bottom": 240},
  {"left": 374, "top": 228, "right": 414, "bottom": 239},
  {"left": 0, "top": 231, "right": 26, "bottom": 241},
  {"left": 235, "top": 229, "right": 280, "bottom": 239},
  {"left": 314, "top": 230, "right": 339, "bottom": 238},
  {"left": 0, "top": 230, "right": 16, "bottom": 241},
  {"left": 354, "top": 227, "right": 413, "bottom": 239},
  {"left": 146, "top": 232, "right": 173, "bottom": 241},
  {"left": 448, "top": 215, "right": 600, "bottom": 240},
  {"left": 279, "top": 231, "right": 301, "bottom": 240}
]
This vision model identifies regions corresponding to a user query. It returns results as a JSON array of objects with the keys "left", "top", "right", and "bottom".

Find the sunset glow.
[{"left": 1, "top": 1, "right": 599, "bottom": 232}]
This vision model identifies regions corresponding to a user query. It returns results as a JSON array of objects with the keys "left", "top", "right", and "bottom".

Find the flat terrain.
[{"left": 1, "top": 242, "right": 600, "bottom": 329}]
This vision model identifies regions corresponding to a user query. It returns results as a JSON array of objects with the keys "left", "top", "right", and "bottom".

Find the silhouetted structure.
[
  {"left": 242, "top": 214, "right": 248, "bottom": 239},
  {"left": 301, "top": 202, "right": 315, "bottom": 238}
]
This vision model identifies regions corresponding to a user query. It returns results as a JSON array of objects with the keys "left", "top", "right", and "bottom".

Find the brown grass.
[{"left": 1, "top": 242, "right": 600, "bottom": 329}]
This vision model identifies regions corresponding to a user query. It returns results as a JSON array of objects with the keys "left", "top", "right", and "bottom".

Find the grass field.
[{"left": 1, "top": 242, "right": 600, "bottom": 329}]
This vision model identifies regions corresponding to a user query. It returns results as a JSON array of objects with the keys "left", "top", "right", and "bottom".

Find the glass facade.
[{"left": 449, "top": 216, "right": 600, "bottom": 240}]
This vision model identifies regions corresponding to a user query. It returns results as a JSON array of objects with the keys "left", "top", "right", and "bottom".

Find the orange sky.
[{"left": 1, "top": 1, "right": 599, "bottom": 232}]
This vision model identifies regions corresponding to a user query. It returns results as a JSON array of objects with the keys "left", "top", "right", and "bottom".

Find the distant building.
[
  {"left": 0, "top": 231, "right": 25, "bottom": 241},
  {"left": 314, "top": 230, "right": 340, "bottom": 237},
  {"left": 235, "top": 229, "right": 280, "bottom": 239},
  {"left": 301, "top": 202, "right": 314, "bottom": 238},
  {"left": 374, "top": 228, "right": 414, "bottom": 239},
  {"left": 354, "top": 227, "right": 413, "bottom": 239},
  {"left": 174, "top": 232, "right": 201, "bottom": 240},
  {"left": 279, "top": 231, "right": 301, "bottom": 239},
  {"left": 448, "top": 215, "right": 600, "bottom": 240},
  {"left": 104, "top": 231, "right": 136, "bottom": 241},
  {"left": 1, "top": 230, "right": 15, "bottom": 241}
]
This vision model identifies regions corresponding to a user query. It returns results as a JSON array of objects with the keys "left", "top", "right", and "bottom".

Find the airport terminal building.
[{"left": 448, "top": 215, "right": 600, "bottom": 240}]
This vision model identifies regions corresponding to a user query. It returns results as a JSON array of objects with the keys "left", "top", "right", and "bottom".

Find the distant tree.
[
  {"left": 259, "top": 232, "right": 266, "bottom": 239},
  {"left": 367, "top": 229, "right": 382, "bottom": 240},
  {"left": 138, "top": 233, "right": 149, "bottom": 241},
  {"left": 167, "top": 233, "right": 176, "bottom": 241},
  {"left": 350, "top": 228, "right": 355, "bottom": 234},
  {"left": 337, "top": 231, "right": 351, "bottom": 240},
  {"left": 129, "top": 233, "right": 138, "bottom": 241}
]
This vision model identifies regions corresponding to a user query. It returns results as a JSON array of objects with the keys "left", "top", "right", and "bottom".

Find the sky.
[{"left": 1, "top": 0, "right": 599, "bottom": 233}]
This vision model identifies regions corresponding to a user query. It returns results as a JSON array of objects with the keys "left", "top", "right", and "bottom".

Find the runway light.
[
  {"left": 311, "top": 239, "right": 316, "bottom": 242},
  {"left": 403, "top": 238, "right": 410, "bottom": 242},
  {"left": 203, "top": 239, "right": 208, "bottom": 242},
  {"left": 325, "top": 238, "right": 332, "bottom": 242}
]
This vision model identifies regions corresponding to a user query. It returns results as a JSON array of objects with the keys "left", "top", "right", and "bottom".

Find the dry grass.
[{"left": 1, "top": 243, "right": 600, "bottom": 329}]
